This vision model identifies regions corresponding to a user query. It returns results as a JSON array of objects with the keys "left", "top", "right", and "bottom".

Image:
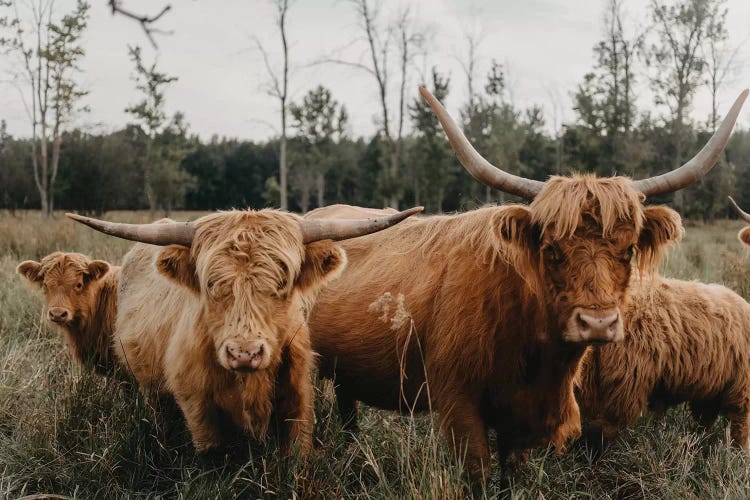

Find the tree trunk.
[
  {"left": 48, "top": 135, "right": 61, "bottom": 217},
  {"left": 301, "top": 182, "right": 310, "bottom": 213},
  {"left": 315, "top": 171, "right": 325, "bottom": 208},
  {"left": 388, "top": 149, "right": 399, "bottom": 208},
  {"left": 144, "top": 140, "right": 157, "bottom": 216},
  {"left": 280, "top": 131, "right": 288, "bottom": 210}
]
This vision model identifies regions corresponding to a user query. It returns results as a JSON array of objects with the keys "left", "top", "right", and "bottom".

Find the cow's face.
[
  {"left": 17, "top": 252, "right": 110, "bottom": 328},
  {"left": 494, "top": 176, "right": 682, "bottom": 344},
  {"left": 156, "top": 211, "right": 346, "bottom": 373}
]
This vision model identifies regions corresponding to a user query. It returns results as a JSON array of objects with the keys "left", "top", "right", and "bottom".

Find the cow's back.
[
  {"left": 115, "top": 243, "right": 198, "bottom": 391},
  {"left": 309, "top": 208, "right": 520, "bottom": 411}
]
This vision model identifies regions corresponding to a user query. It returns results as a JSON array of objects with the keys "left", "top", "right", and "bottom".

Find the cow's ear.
[
  {"left": 493, "top": 205, "right": 538, "bottom": 250},
  {"left": 156, "top": 245, "right": 199, "bottom": 292},
  {"left": 739, "top": 227, "right": 750, "bottom": 247},
  {"left": 637, "top": 205, "right": 684, "bottom": 271},
  {"left": 492, "top": 205, "right": 544, "bottom": 297},
  {"left": 86, "top": 260, "right": 110, "bottom": 281},
  {"left": 17, "top": 260, "right": 43, "bottom": 287},
  {"left": 296, "top": 241, "right": 347, "bottom": 296}
]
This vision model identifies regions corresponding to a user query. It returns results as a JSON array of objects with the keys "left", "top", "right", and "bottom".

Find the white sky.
[{"left": 1, "top": 0, "right": 749, "bottom": 141}]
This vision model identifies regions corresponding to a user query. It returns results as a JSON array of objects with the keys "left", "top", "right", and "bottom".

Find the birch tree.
[{"left": 0, "top": 0, "right": 90, "bottom": 216}]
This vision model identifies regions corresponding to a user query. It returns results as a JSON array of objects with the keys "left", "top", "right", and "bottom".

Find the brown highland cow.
[
  {"left": 307, "top": 87, "right": 747, "bottom": 479},
  {"left": 17, "top": 252, "right": 120, "bottom": 376},
  {"left": 67, "top": 208, "right": 420, "bottom": 454},
  {"left": 577, "top": 274, "right": 750, "bottom": 451}
]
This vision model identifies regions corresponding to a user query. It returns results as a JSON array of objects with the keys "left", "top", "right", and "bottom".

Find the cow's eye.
[
  {"left": 545, "top": 245, "right": 565, "bottom": 264},
  {"left": 75, "top": 282, "right": 83, "bottom": 292},
  {"left": 621, "top": 245, "right": 634, "bottom": 263},
  {"left": 276, "top": 261, "right": 289, "bottom": 291}
]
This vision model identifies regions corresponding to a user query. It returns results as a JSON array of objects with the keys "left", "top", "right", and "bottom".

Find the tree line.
[{"left": 1, "top": 0, "right": 749, "bottom": 219}]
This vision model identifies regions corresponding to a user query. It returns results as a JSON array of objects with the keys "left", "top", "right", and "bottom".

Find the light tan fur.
[
  {"left": 17, "top": 252, "right": 120, "bottom": 376},
  {"left": 578, "top": 275, "right": 750, "bottom": 451},
  {"left": 305, "top": 204, "right": 399, "bottom": 219},
  {"left": 308, "top": 179, "right": 683, "bottom": 480},
  {"left": 115, "top": 210, "right": 347, "bottom": 454}
]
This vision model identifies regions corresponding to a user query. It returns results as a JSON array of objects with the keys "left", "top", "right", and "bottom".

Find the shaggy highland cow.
[
  {"left": 307, "top": 87, "right": 747, "bottom": 479},
  {"left": 17, "top": 252, "right": 120, "bottom": 376},
  {"left": 67, "top": 208, "right": 420, "bottom": 454},
  {"left": 576, "top": 275, "right": 750, "bottom": 452}
]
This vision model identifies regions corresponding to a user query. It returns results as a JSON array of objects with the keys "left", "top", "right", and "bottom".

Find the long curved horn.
[
  {"left": 420, "top": 86, "right": 544, "bottom": 200},
  {"left": 633, "top": 89, "right": 748, "bottom": 196},
  {"left": 300, "top": 206, "right": 423, "bottom": 243},
  {"left": 66, "top": 213, "right": 195, "bottom": 247},
  {"left": 729, "top": 196, "right": 750, "bottom": 224}
]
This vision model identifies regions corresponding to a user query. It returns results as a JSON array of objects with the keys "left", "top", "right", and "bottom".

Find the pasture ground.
[{"left": 1, "top": 211, "right": 750, "bottom": 498}]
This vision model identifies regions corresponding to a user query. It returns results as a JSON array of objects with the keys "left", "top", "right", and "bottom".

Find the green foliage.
[
  {"left": 408, "top": 68, "right": 454, "bottom": 211},
  {"left": 125, "top": 46, "right": 194, "bottom": 213},
  {"left": 288, "top": 85, "right": 349, "bottom": 211}
]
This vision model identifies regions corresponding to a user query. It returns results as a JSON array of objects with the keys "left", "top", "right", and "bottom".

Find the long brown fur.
[
  {"left": 114, "top": 210, "right": 347, "bottom": 454},
  {"left": 308, "top": 178, "right": 683, "bottom": 480},
  {"left": 17, "top": 252, "right": 120, "bottom": 376},
  {"left": 577, "top": 275, "right": 750, "bottom": 451}
]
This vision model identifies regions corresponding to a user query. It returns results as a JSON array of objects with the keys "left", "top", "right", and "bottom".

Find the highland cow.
[
  {"left": 577, "top": 275, "right": 750, "bottom": 452},
  {"left": 67, "top": 208, "right": 420, "bottom": 454},
  {"left": 306, "top": 87, "right": 747, "bottom": 479},
  {"left": 17, "top": 252, "right": 120, "bottom": 376}
]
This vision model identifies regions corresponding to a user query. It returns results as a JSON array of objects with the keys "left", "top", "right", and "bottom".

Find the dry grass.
[{"left": 1, "top": 211, "right": 750, "bottom": 498}]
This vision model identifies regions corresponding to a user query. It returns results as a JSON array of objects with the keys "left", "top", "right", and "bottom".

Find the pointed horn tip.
[
  {"left": 729, "top": 196, "right": 742, "bottom": 211},
  {"left": 419, "top": 86, "right": 435, "bottom": 102},
  {"left": 66, "top": 213, "right": 85, "bottom": 222}
]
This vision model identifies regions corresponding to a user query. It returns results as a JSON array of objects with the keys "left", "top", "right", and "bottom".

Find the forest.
[{"left": 1, "top": 0, "right": 749, "bottom": 220}]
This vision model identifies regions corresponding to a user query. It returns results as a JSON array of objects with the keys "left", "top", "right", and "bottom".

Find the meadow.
[{"left": 1, "top": 211, "right": 750, "bottom": 499}]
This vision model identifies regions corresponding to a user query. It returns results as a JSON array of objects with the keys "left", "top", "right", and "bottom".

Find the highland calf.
[
  {"left": 577, "top": 275, "right": 750, "bottom": 452},
  {"left": 68, "top": 208, "right": 420, "bottom": 454},
  {"left": 307, "top": 87, "right": 747, "bottom": 479},
  {"left": 17, "top": 252, "right": 120, "bottom": 376}
]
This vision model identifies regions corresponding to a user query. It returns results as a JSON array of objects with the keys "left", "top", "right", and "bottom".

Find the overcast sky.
[{"left": 1, "top": 0, "right": 749, "bottom": 142}]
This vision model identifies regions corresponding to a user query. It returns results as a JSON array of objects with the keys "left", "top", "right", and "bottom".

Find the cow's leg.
[
  {"left": 689, "top": 398, "right": 721, "bottom": 429},
  {"left": 437, "top": 395, "right": 491, "bottom": 481},
  {"left": 176, "top": 393, "right": 223, "bottom": 452},
  {"left": 728, "top": 401, "right": 750, "bottom": 453},
  {"left": 335, "top": 387, "right": 359, "bottom": 433},
  {"left": 274, "top": 339, "right": 314, "bottom": 456}
]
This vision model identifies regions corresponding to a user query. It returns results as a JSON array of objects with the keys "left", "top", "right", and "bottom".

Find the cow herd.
[{"left": 14, "top": 87, "right": 750, "bottom": 482}]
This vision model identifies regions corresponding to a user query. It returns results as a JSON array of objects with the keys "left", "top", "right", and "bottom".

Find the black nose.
[{"left": 48, "top": 307, "right": 69, "bottom": 323}]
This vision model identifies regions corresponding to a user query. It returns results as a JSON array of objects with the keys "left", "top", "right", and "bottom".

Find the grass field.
[{"left": 2, "top": 211, "right": 750, "bottom": 498}]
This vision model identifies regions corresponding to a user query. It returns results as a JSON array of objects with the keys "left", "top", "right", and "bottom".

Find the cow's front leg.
[
  {"left": 437, "top": 392, "right": 491, "bottom": 482},
  {"left": 274, "top": 335, "right": 314, "bottom": 455},
  {"left": 176, "top": 393, "right": 223, "bottom": 452}
]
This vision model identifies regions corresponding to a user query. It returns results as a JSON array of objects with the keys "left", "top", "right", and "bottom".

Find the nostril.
[
  {"left": 607, "top": 313, "right": 620, "bottom": 328},
  {"left": 577, "top": 313, "right": 589, "bottom": 331}
]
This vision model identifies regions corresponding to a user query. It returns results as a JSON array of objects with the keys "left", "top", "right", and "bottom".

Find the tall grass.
[{"left": 1, "top": 211, "right": 749, "bottom": 498}]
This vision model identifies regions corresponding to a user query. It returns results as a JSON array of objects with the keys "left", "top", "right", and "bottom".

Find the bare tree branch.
[{"left": 107, "top": 0, "right": 172, "bottom": 49}]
